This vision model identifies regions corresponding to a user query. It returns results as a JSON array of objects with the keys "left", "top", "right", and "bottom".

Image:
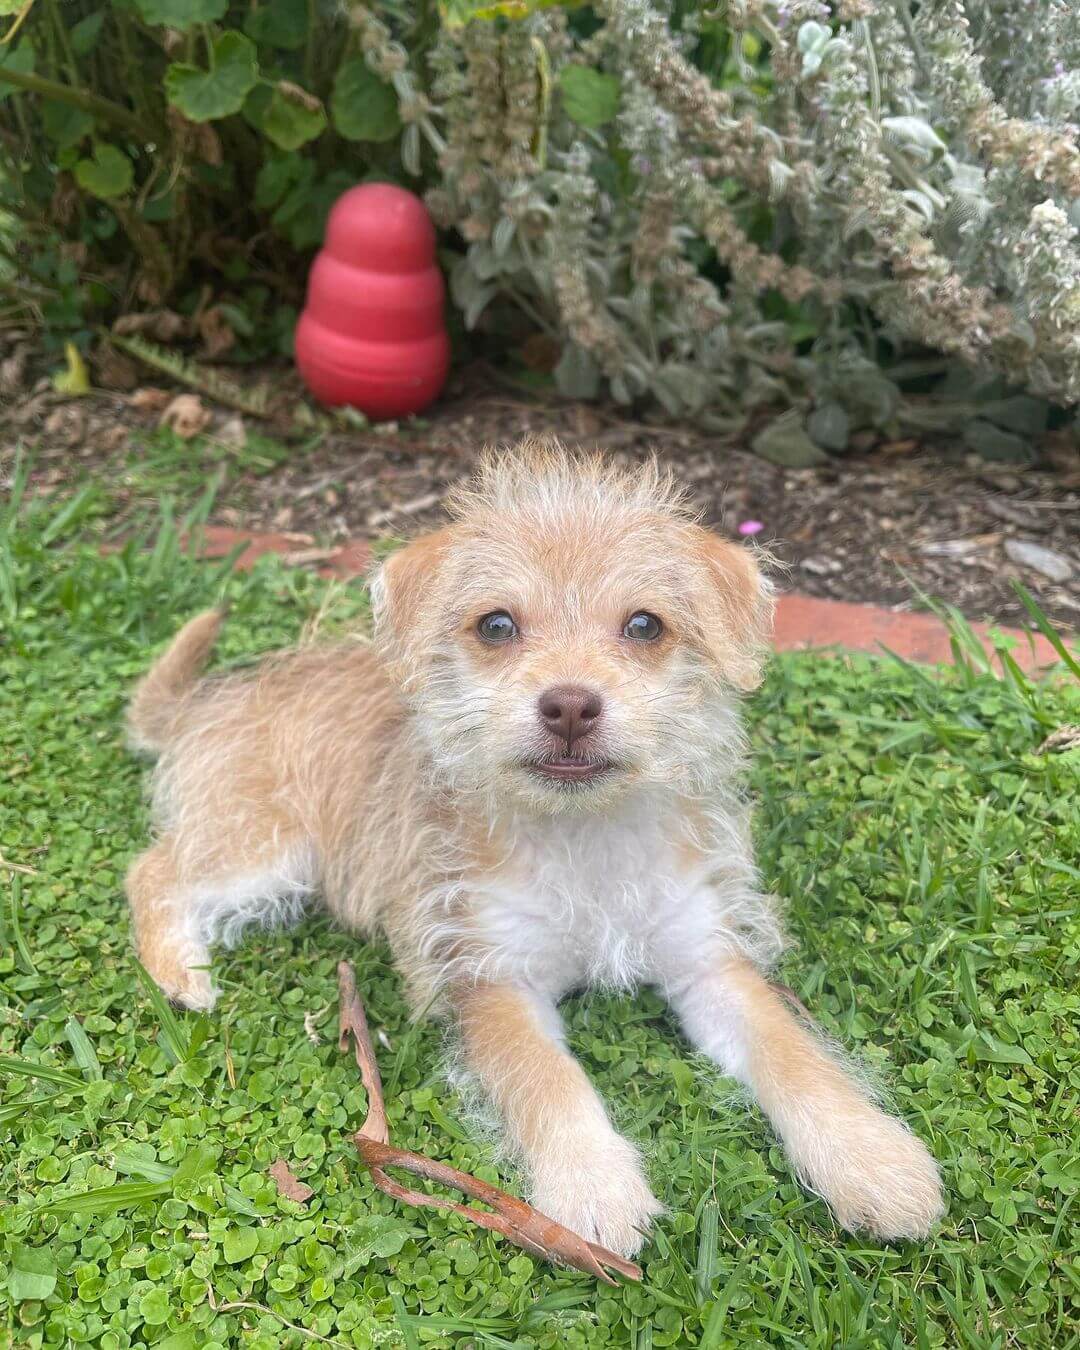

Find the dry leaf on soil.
[{"left": 159, "top": 393, "right": 212, "bottom": 439}]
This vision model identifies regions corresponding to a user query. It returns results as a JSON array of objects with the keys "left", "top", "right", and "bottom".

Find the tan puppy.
[{"left": 126, "top": 442, "right": 944, "bottom": 1256}]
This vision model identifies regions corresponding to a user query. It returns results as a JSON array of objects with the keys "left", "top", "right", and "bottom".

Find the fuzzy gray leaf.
[
  {"left": 752, "top": 416, "right": 829, "bottom": 466},
  {"left": 882, "top": 116, "right": 947, "bottom": 153},
  {"left": 807, "top": 402, "right": 851, "bottom": 452},
  {"left": 979, "top": 396, "right": 1049, "bottom": 436},
  {"left": 901, "top": 189, "right": 936, "bottom": 227},
  {"left": 492, "top": 217, "right": 516, "bottom": 260},
  {"left": 797, "top": 21, "right": 831, "bottom": 54},
  {"left": 554, "top": 343, "right": 599, "bottom": 400},
  {"left": 963, "top": 420, "right": 1033, "bottom": 463}
]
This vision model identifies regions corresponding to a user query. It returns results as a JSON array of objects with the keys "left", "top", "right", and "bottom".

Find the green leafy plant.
[
  {"left": 430, "top": 0, "right": 1080, "bottom": 445},
  {"left": 1, "top": 474, "right": 1078, "bottom": 1346},
  {"left": 2, "top": 2, "right": 1079, "bottom": 452},
  {"left": 0, "top": 0, "right": 442, "bottom": 357}
]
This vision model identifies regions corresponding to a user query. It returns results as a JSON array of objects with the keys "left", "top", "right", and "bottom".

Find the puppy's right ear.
[{"left": 369, "top": 527, "right": 455, "bottom": 683}]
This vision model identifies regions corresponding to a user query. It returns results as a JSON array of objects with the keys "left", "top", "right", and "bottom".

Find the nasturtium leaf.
[
  {"left": 244, "top": 0, "right": 307, "bottom": 50},
  {"left": 8, "top": 1244, "right": 58, "bottom": 1302},
  {"left": 75, "top": 143, "right": 134, "bottom": 199},
  {"left": 222, "top": 1226, "right": 260, "bottom": 1263},
  {"left": 133, "top": 0, "right": 227, "bottom": 28},
  {"left": 43, "top": 100, "right": 94, "bottom": 150},
  {"left": 254, "top": 151, "right": 306, "bottom": 209},
  {"left": 331, "top": 58, "right": 400, "bottom": 142},
  {"left": 0, "top": 0, "right": 24, "bottom": 12},
  {"left": 245, "top": 82, "right": 326, "bottom": 151},
  {"left": 0, "top": 40, "right": 35, "bottom": 103},
  {"left": 559, "top": 65, "right": 620, "bottom": 128},
  {"left": 165, "top": 31, "right": 258, "bottom": 122},
  {"left": 70, "top": 11, "right": 106, "bottom": 55}
]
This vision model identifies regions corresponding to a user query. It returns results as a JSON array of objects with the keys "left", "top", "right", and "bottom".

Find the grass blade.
[
  {"left": 132, "top": 957, "right": 191, "bottom": 1063},
  {"left": 700, "top": 1253, "right": 749, "bottom": 1349},
  {"left": 0, "top": 447, "right": 29, "bottom": 528},
  {"left": 0, "top": 544, "right": 16, "bottom": 623},
  {"left": 112, "top": 1151, "right": 174, "bottom": 1184},
  {"left": 64, "top": 1017, "right": 103, "bottom": 1081},
  {"left": 37, "top": 1180, "right": 171, "bottom": 1215},
  {"left": 0, "top": 1054, "right": 85, "bottom": 1090},
  {"left": 113, "top": 1147, "right": 261, "bottom": 1218},
  {"left": 0, "top": 1097, "right": 51, "bottom": 1125},
  {"left": 695, "top": 1200, "right": 720, "bottom": 1304},
  {"left": 40, "top": 482, "right": 100, "bottom": 546},
  {"left": 1011, "top": 581, "right": 1080, "bottom": 680},
  {"left": 8, "top": 874, "right": 38, "bottom": 976},
  {"left": 391, "top": 1292, "right": 421, "bottom": 1350}
]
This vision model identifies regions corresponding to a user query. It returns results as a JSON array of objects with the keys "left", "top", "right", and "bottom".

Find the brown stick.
[
  {"left": 335, "top": 961, "right": 641, "bottom": 1286},
  {"left": 337, "top": 960, "right": 389, "bottom": 1146}
]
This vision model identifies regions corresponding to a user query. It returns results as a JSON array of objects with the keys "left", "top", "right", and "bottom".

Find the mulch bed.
[{"left": 4, "top": 359, "right": 1079, "bottom": 629}]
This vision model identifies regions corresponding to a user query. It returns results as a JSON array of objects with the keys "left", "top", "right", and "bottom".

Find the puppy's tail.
[{"left": 127, "top": 609, "right": 224, "bottom": 753}]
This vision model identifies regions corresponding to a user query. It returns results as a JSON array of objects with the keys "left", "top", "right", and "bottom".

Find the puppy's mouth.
[{"left": 524, "top": 755, "right": 614, "bottom": 785}]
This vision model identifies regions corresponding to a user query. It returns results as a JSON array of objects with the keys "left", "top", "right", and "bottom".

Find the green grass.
[
  {"left": 1, "top": 484, "right": 1079, "bottom": 1349},
  {"left": 22, "top": 425, "right": 326, "bottom": 551}
]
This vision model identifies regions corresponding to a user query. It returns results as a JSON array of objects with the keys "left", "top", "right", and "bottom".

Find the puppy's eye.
[
  {"left": 623, "top": 612, "right": 663, "bottom": 641},
  {"left": 477, "top": 611, "right": 518, "bottom": 643}
]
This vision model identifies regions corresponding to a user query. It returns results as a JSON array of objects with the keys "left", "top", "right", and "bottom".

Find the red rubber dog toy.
[{"left": 295, "top": 184, "right": 450, "bottom": 419}]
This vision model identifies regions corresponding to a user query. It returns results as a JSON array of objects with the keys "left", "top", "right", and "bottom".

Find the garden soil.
[{"left": 5, "top": 359, "right": 1078, "bottom": 630}]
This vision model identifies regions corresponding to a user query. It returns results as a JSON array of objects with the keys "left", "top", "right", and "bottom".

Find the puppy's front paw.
[
  {"left": 802, "top": 1108, "right": 945, "bottom": 1242},
  {"left": 140, "top": 944, "right": 217, "bottom": 1012},
  {"left": 530, "top": 1132, "right": 664, "bottom": 1257}
]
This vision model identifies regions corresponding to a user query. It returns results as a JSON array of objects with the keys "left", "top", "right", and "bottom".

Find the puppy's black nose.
[{"left": 538, "top": 685, "right": 603, "bottom": 751}]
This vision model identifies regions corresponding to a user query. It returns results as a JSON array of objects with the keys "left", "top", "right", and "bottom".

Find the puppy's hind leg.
[
  {"left": 126, "top": 836, "right": 215, "bottom": 1010},
  {"left": 126, "top": 835, "right": 316, "bottom": 1011}
]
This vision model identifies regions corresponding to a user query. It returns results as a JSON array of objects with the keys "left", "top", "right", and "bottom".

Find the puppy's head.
[{"left": 370, "top": 440, "right": 772, "bottom": 811}]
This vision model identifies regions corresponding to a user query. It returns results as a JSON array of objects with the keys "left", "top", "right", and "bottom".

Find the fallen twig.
[
  {"left": 206, "top": 1285, "right": 351, "bottom": 1348},
  {"left": 0, "top": 852, "right": 37, "bottom": 876},
  {"left": 336, "top": 961, "right": 641, "bottom": 1285}
]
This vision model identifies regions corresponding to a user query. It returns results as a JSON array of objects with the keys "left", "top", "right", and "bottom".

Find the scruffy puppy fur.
[{"left": 126, "top": 442, "right": 944, "bottom": 1256}]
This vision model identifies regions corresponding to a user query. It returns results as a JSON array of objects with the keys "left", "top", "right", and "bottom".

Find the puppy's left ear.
[
  {"left": 693, "top": 528, "right": 774, "bottom": 691},
  {"left": 369, "top": 527, "right": 455, "bottom": 682}
]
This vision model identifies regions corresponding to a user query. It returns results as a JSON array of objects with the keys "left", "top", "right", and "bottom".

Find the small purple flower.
[{"left": 738, "top": 520, "right": 765, "bottom": 537}]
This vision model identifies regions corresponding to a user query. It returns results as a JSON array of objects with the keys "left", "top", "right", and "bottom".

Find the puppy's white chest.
[{"left": 471, "top": 810, "right": 712, "bottom": 996}]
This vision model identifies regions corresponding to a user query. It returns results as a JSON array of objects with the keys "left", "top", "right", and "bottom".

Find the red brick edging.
[
  {"left": 196, "top": 526, "right": 1068, "bottom": 674},
  {"left": 772, "top": 592, "right": 1063, "bottom": 672}
]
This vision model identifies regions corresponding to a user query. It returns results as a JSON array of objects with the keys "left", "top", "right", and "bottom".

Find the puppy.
[{"left": 126, "top": 441, "right": 944, "bottom": 1255}]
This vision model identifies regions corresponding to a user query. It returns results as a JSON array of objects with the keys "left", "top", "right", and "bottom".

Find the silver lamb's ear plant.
[{"left": 422, "top": 0, "right": 1080, "bottom": 443}]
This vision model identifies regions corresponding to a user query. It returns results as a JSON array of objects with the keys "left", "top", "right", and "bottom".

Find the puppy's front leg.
[
  {"left": 671, "top": 957, "right": 945, "bottom": 1241},
  {"left": 455, "top": 982, "right": 662, "bottom": 1257}
]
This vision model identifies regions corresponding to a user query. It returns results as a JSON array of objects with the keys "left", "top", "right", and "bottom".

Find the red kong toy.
[{"left": 295, "top": 184, "right": 450, "bottom": 419}]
